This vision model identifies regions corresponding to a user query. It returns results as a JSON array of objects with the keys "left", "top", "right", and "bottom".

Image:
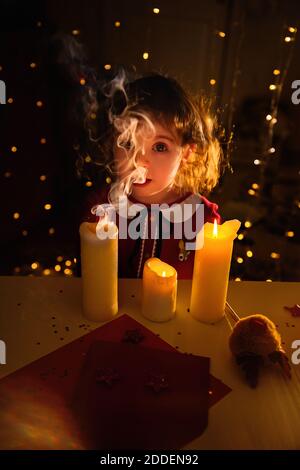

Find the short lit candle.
[
  {"left": 142, "top": 257, "right": 177, "bottom": 322},
  {"left": 79, "top": 217, "right": 118, "bottom": 322},
  {"left": 190, "top": 219, "right": 241, "bottom": 323}
]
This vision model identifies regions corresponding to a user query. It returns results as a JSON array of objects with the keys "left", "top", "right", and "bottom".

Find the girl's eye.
[{"left": 153, "top": 142, "right": 168, "bottom": 152}]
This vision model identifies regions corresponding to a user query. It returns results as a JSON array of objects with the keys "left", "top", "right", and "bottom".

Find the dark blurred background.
[{"left": 0, "top": 0, "right": 299, "bottom": 280}]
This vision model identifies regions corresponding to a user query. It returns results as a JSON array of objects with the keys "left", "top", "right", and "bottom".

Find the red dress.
[{"left": 81, "top": 187, "right": 221, "bottom": 280}]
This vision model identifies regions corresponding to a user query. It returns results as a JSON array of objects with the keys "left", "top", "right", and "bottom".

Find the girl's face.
[{"left": 114, "top": 120, "right": 189, "bottom": 204}]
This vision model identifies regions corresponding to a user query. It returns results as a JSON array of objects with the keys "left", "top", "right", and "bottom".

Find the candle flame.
[
  {"left": 146, "top": 258, "right": 176, "bottom": 278},
  {"left": 213, "top": 219, "right": 218, "bottom": 238}
]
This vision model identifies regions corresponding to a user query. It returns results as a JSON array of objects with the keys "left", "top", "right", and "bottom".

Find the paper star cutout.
[
  {"left": 123, "top": 328, "right": 145, "bottom": 344},
  {"left": 96, "top": 368, "right": 120, "bottom": 387},
  {"left": 146, "top": 374, "right": 169, "bottom": 393},
  {"left": 284, "top": 304, "right": 300, "bottom": 317}
]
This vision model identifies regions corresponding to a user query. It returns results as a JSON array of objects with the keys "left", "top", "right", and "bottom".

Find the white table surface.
[{"left": 0, "top": 276, "right": 299, "bottom": 450}]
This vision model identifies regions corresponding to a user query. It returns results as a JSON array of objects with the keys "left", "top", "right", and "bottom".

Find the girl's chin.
[
  {"left": 131, "top": 185, "right": 159, "bottom": 200},
  {"left": 131, "top": 188, "right": 154, "bottom": 198},
  {"left": 131, "top": 185, "right": 175, "bottom": 204}
]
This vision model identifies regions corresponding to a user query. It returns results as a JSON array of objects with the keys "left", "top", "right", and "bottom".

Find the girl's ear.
[{"left": 182, "top": 143, "right": 197, "bottom": 163}]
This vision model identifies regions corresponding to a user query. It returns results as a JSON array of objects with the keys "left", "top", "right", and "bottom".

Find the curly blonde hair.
[{"left": 85, "top": 72, "right": 224, "bottom": 196}]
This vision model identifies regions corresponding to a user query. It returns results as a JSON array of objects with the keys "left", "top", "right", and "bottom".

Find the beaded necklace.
[{"left": 136, "top": 214, "right": 158, "bottom": 278}]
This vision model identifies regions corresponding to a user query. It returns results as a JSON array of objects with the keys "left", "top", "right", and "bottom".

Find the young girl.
[{"left": 81, "top": 72, "right": 223, "bottom": 279}]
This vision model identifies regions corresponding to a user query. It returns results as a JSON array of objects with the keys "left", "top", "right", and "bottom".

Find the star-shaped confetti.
[
  {"left": 284, "top": 304, "right": 300, "bottom": 317},
  {"left": 146, "top": 373, "right": 169, "bottom": 393},
  {"left": 122, "top": 328, "right": 145, "bottom": 344},
  {"left": 96, "top": 368, "right": 120, "bottom": 387}
]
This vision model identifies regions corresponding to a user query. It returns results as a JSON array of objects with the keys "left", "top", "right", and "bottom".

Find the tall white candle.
[
  {"left": 190, "top": 219, "right": 241, "bottom": 323},
  {"left": 79, "top": 220, "right": 118, "bottom": 322},
  {"left": 142, "top": 257, "right": 177, "bottom": 322}
]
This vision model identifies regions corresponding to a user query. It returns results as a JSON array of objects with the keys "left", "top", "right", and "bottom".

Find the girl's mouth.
[{"left": 133, "top": 179, "right": 152, "bottom": 187}]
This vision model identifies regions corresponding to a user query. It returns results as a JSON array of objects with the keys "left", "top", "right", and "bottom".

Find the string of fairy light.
[
  {"left": 233, "top": 24, "right": 298, "bottom": 282},
  {"left": 204, "top": 16, "right": 298, "bottom": 282},
  {"left": 1, "top": 7, "right": 298, "bottom": 280},
  {"left": 2, "top": 19, "right": 78, "bottom": 277}
]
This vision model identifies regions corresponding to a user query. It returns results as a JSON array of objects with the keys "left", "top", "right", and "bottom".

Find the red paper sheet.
[
  {"left": 0, "top": 314, "right": 231, "bottom": 450},
  {"left": 73, "top": 340, "right": 210, "bottom": 449}
]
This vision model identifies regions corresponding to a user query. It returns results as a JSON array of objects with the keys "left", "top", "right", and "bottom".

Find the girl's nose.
[{"left": 137, "top": 151, "right": 150, "bottom": 167}]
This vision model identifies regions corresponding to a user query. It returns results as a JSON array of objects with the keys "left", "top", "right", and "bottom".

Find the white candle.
[
  {"left": 79, "top": 220, "right": 118, "bottom": 322},
  {"left": 142, "top": 257, "right": 177, "bottom": 322},
  {"left": 190, "top": 219, "right": 241, "bottom": 323}
]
